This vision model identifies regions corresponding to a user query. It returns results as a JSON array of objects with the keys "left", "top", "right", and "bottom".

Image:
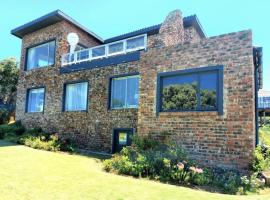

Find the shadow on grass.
[
  {"left": 72, "top": 149, "right": 111, "bottom": 161},
  {"left": 0, "top": 139, "right": 18, "bottom": 147}
]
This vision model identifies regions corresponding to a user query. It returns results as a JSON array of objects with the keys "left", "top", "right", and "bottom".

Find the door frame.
[{"left": 111, "top": 128, "right": 135, "bottom": 154}]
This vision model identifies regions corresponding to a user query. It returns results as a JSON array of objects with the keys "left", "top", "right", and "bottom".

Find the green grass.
[
  {"left": 259, "top": 125, "right": 270, "bottom": 146},
  {"left": 0, "top": 140, "right": 269, "bottom": 200}
]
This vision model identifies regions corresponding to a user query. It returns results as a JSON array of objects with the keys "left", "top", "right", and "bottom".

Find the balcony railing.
[{"left": 62, "top": 34, "right": 147, "bottom": 66}]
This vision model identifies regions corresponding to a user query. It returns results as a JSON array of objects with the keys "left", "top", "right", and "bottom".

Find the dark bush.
[{"left": 0, "top": 108, "right": 9, "bottom": 125}]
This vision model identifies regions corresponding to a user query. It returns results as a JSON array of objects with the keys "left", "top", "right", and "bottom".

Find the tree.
[{"left": 0, "top": 58, "right": 19, "bottom": 106}]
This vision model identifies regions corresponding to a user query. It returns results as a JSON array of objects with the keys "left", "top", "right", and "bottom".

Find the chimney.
[{"left": 159, "top": 10, "right": 185, "bottom": 47}]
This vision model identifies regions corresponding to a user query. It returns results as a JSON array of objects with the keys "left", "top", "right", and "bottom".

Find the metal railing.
[{"left": 62, "top": 34, "right": 147, "bottom": 66}]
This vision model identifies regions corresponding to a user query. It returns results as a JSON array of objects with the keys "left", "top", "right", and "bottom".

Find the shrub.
[
  {"left": 0, "top": 108, "right": 9, "bottom": 124},
  {"left": 103, "top": 134, "right": 265, "bottom": 195},
  {"left": 252, "top": 146, "right": 270, "bottom": 172}
]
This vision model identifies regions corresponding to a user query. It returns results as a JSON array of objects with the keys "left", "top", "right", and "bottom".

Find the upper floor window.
[
  {"left": 64, "top": 82, "right": 88, "bottom": 111},
  {"left": 26, "top": 40, "right": 55, "bottom": 70},
  {"left": 26, "top": 88, "right": 45, "bottom": 113},
  {"left": 110, "top": 75, "right": 139, "bottom": 109},
  {"left": 157, "top": 66, "right": 223, "bottom": 114}
]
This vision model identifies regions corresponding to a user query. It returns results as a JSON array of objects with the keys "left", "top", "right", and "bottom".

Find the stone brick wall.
[
  {"left": 138, "top": 30, "right": 255, "bottom": 170},
  {"left": 15, "top": 10, "right": 256, "bottom": 170}
]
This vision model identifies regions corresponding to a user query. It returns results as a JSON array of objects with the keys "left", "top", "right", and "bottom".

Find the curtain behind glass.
[
  {"left": 27, "top": 88, "right": 45, "bottom": 112},
  {"left": 111, "top": 75, "right": 139, "bottom": 109},
  {"left": 65, "top": 82, "right": 88, "bottom": 111}
]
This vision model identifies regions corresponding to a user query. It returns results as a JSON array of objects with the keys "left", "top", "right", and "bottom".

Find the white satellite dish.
[{"left": 67, "top": 32, "right": 79, "bottom": 53}]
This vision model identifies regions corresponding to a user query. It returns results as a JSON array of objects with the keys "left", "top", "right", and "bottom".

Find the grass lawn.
[{"left": 0, "top": 140, "right": 270, "bottom": 200}]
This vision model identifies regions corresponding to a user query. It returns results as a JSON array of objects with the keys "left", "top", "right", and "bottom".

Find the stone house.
[{"left": 11, "top": 9, "right": 262, "bottom": 170}]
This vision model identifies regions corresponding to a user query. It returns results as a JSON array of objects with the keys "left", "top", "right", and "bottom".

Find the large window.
[
  {"left": 157, "top": 66, "right": 223, "bottom": 114},
  {"left": 110, "top": 75, "right": 139, "bottom": 109},
  {"left": 27, "top": 88, "right": 45, "bottom": 113},
  {"left": 64, "top": 82, "right": 88, "bottom": 111},
  {"left": 26, "top": 40, "right": 55, "bottom": 70}
]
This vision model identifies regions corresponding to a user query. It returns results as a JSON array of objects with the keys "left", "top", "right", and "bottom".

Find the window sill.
[
  {"left": 109, "top": 107, "right": 138, "bottom": 111},
  {"left": 24, "top": 64, "right": 54, "bottom": 72},
  {"left": 157, "top": 110, "right": 220, "bottom": 117}
]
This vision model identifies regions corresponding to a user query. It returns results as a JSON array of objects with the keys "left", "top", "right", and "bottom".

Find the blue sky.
[{"left": 1, "top": 0, "right": 269, "bottom": 89}]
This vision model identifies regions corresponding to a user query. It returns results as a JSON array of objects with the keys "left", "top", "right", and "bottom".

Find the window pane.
[
  {"left": 111, "top": 78, "right": 126, "bottom": 108},
  {"left": 65, "top": 82, "right": 88, "bottom": 111},
  {"left": 48, "top": 41, "right": 55, "bottom": 65},
  {"left": 108, "top": 42, "right": 124, "bottom": 54},
  {"left": 200, "top": 72, "right": 217, "bottom": 110},
  {"left": 27, "top": 41, "right": 55, "bottom": 70},
  {"left": 126, "top": 76, "right": 139, "bottom": 108},
  {"left": 92, "top": 46, "right": 105, "bottom": 58},
  {"left": 126, "top": 36, "right": 145, "bottom": 50},
  {"left": 77, "top": 49, "right": 89, "bottom": 61},
  {"left": 118, "top": 132, "right": 127, "bottom": 145},
  {"left": 162, "top": 74, "right": 198, "bottom": 111},
  {"left": 27, "top": 88, "right": 45, "bottom": 112},
  {"left": 111, "top": 75, "right": 139, "bottom": 109}
]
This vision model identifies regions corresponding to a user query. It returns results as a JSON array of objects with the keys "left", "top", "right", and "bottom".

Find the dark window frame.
[
  {"left": 108, "top": 72, "right": 140, "bottom": 110},
  {"left": 62, "top": 80, "right": 89, "bottom": 112},
  {"left": 24, "top": 38, "right": 56, "bottom": 71},
  {"left": 156, "top": 65, "right": 224, "bottom": 115},
  {"left": 25, "top": 86, "right": 46, "bottom": 113},
  {"left": 111, "top": 128, "right": 135, "bottom": 153}
]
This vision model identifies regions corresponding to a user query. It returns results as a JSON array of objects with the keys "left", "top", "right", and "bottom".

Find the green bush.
[
  {"left": 103, "top": 134, "right": 208, "bottom": 185},
  {"left": 103, "top": 134, "right": 264, "bottom": 195},
  {"left": 19, "top": 134, "right": 60, "bottom": 151},
  {"left": 0, "top": 108, "right": 9, "bottom": 124},
  {"left": 252, "top": 146, "right": 270, "bottom": 172}
]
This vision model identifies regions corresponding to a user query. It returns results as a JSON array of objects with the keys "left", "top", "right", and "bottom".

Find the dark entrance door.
[{"left": 113, "top": 129, "right": 133, "bottom": 153}]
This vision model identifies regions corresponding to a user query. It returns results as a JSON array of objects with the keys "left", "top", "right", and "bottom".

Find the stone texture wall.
[
  {"left": 138, "top": 30, "right": 255, "bottom": 170},
  {"left": 15, "top": 11, "right": 255, "bottom": 170}
]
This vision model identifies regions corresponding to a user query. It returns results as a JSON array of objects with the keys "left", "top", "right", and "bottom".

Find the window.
[
  {"left": 157, "top": 66, "right": 223, "bottom": 114},
  {"left": 92, "top": 46, "right": 105, "bottom": 58},
  {"left": 26, "top": 40, "right": 55, "bottom": 70},
  {"left": 126, "top": 35, "right": 145, "bottom": 51},
  {"left": 64, "top": 82, "right": 88, "bottom": 111},
  {"left": 110, "top": 75, "right": 139, "bottom": 109},
  {"left": 27, "top": 88, "right": 45, "bottom": 113},
  {"left": 108, "top": 42, "right": 124, "bottom": 55},
  {"left": 113, "top": 128, "right": 133, "bottom": 153}
]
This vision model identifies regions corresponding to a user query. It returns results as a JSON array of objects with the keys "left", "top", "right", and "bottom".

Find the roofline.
[
  {"left": 104, "top": 15, "right": 206, "bottom": 43},
  {"left": 11, "top": 10, "right": 103, "bottom": 42}
]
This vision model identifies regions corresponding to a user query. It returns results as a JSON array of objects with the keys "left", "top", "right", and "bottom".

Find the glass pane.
[
  {"left": 162, "top": 74, "right": 198, "bottom": 111},
  {"left": 126, "top": 36, "right": 145, "bottom": 50},
  {"left": 111, "top": 78, "right": 126, "bottom": 108},
  {"left": 27, "top": 41, "right": 55, "bottom": 70},
  {"left": 65, "top": 82, "right": 88, "bottom": 111},
  {"left": 108, "top": 42, "right": 124, "bottom": 54},
  {"left": 118, "top": 132, "right": 127, "bottom": 145},
  {"left": 200, "top": 72, "right": 217, "bottom": 110},
  {"left": 92, "top": 46, "right": 105, "bottom": 58},
  {"left": 126, "top": 76, "right": 139, "bottom": 108},
  {"left": 27, "top": 88, "right": 45, "bottom": 112},
  {"left": 48, "top": 41, "right": 55, "bottom": 65},
  {"left": 77, "top": 49, "right": 89, "bottom": 61}
]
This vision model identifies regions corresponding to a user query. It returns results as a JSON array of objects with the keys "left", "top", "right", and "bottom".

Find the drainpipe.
[{"left": 253, "top": 47, "right": 263, "bottom": 146}]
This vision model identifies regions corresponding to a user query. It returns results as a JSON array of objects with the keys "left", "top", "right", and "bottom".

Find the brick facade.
[{"left": 14, "top": 10, "right": 256, "bottom": 170}]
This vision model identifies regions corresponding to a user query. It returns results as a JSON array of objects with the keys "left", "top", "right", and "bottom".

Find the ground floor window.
[
  {"left": 112, "top": 128, "right": 134, "bottom": 153},
  {"left": 110, "top": 75, "right": 139, "bottom": 109},
  {"left": 64, "top": 81, "right": 88, "bottom": 111},
  {"left": 157, "top": 66, "right": 223, "bottom": 114},
  {"left": 26, "top": 87, "right": 45, "bottom": 113}
]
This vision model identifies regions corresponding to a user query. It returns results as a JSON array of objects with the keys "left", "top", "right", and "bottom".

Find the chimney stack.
[{"left": 159, "top": 10, "right": 185, "bottom": 47}]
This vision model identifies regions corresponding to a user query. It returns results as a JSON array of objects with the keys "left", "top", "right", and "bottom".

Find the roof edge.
[{"left": 11, "top": 10, "right": 103, "bottom": 42}]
